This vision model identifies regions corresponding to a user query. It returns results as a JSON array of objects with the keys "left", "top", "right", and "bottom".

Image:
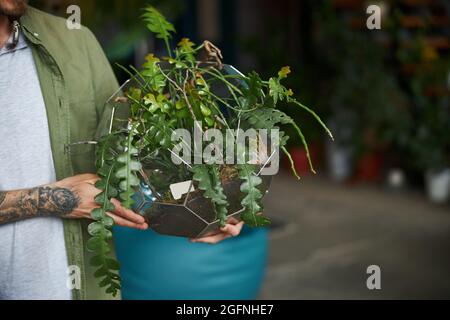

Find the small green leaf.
[
  {"left": 175, "top": 100, "right": 185, "bottom": 110},
  {"left": 178, "top": 37, "right": 194, "bottom": 51},
  {"left": 118, "top": 173, "right": 140, "bottom": 189},
  {"left": 106, "top": 258, "right": 121, "bottom": 270},
  {"left": 104, "top": 229, "right": 113, "bottom": 240},
  {"left": 278, "top": 66, "right": 291, "bottom": 79},
  {"left": 200, "top": 104, "right": 211, "bottom": 117},
  {"left": 106, "top": 285, "right": 119, "bottom": 296},
  {"left": 91, "top": 208, "right": 104, "bottom": 220},
  {"left": 90, "top": 255, "right": 103, "bottom": 267},
  {"left": 94, "top": 192, "right": 116, "bottom": 211},
  {"left": 102, "top": 216, "right": 114, "bottom": 228},
  {"left": 99, "top": 277, "right": 111, "bottom": 288},
  {"left": 204, "top": 117, "right": 214, "bottom": 127},
  {"left": 94, "top": 267, "right": 108, "bottom": 278},
  {"left": 88, "top": 222, "right": 103, "bottom": 236},
  {"left": 86, "top": 236, "right": 102, "bottom": 252}
]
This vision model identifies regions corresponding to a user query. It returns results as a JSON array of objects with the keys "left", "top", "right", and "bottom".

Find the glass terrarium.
[{"left": 95, "top": 66, "right": 275, "bottom": 238}]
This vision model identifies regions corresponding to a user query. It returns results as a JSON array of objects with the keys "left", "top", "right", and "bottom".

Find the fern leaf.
[
  {"left": 192, "top": 164, "right": 228, "bottom": 226},
  {"left": 95, "top": 134, "right": 116, "bottom": 169},
  {"left": 242, "top": 108, "right": 293, "bottom": 129},
  {"left": 237, "top": 164, "right": 270, "bottom": 227},
  {"left": 268, "top": 77, "right": 285, "bottom": 106},
  {"left": 116, "top": 129, "right": 142, "bottom": 208},
  {"left": 88, "top": 159, "right": 121, "bottom": 297},
  {"left": 142, "top": 6, "right": 176, "bottom": 41},
  {"left": 242, "top": 108, "right": 316, "bottom": 175}
]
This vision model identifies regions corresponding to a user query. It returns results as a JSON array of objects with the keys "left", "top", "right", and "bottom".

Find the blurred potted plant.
[
  {"left": 333, "top": 54, "right": 409, "bottom": 183},
  {"left": 410, "top": 97, "right": 450, "bottom": 203},
  {"left": 412, "top": 102, "right": 450, "bottom": 203},
  {"left": 398, "top": 35, "right": 450, "bottom": 203},
  {"left": 314, "top": 8, "right": 408, "bottom": 183},
  {"left": 310, "top": 1, "right": 355, "bottom": 182},
  {"left": 85, "top": 6, "right": 332, "bottom": 296}
]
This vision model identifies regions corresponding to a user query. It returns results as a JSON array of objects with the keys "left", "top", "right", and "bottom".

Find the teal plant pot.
[{"left": 113, "top": 225, "right": 268, "bottom": 300}]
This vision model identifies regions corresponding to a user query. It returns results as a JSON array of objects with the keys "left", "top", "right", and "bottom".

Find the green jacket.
[{"left": 19, "top": 7, "right": 119, "bottom": 300}]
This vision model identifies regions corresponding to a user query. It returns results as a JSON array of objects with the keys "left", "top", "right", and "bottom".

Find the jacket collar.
[
  {"left": 19, "top": 6, "right": 64, "bottom": 74},
  {"left": 19, "top": 6, "right": 44, "bottom": 44}
]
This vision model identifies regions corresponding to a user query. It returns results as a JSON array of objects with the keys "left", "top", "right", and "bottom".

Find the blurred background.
[{"left": 29, "top": 0, "right": 449, "bottom": 299}]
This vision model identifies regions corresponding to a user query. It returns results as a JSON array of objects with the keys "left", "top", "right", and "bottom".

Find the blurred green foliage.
[
  {"left": 312, "top": 1, "right": 410, "bottom": 156},
  {"left": 29, "top": 0, "right": 184, "bottom": 60},
  {"left": 395, "top": 32, "right": 450, "bottom": 170}
]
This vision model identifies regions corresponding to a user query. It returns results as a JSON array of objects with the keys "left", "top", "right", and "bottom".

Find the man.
[{"left": 0, "top": 0, "right": 243, "bottom": 300}]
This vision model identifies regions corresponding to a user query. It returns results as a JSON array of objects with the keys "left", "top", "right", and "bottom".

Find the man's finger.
[
  {"left": 226, "top": 217, "right": 240, "bottom": 225},
  {"left": 220, "top": 221, "right": 244, "bottom": 237},
  {"left": 78, "top": 173, "right": 100, "bottom": 184},
  {"left": 106, "top": 212, "right": 148, "bottom": 230},
  {"left": 111, "top": 198, "right": 146, "bottom": 224},
  {"left": 189, "top": 221, "right": 245, "bottom": 244},
  {"left": 191, "top": 233, "right": 231, "bottom": 244}
]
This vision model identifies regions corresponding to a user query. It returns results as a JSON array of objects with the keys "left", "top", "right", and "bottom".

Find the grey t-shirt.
[{"left": 0, "top": 32, "right": 71, "bottom": 299}]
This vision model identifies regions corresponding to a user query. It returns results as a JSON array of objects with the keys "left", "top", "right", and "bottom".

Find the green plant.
[{"left": 88, "top": 6, "right": 331, "bottom": 296}]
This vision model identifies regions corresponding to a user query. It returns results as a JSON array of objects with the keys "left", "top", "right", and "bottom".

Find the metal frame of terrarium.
[{"left": 132, "top": 167, "right": 273, "bottom": 238}]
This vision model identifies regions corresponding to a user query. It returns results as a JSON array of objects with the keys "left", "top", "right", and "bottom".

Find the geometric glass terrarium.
[
  {"left": 97, "top": 66, "right": 274, "bottom": 238},
  {"left": 132, "top": 169, "right": 272, "bottom": 238}
]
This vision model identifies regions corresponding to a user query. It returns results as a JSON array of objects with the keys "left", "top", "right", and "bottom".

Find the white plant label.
[{"left": 170, "top": 180, "right": 194, "bottom": 200}]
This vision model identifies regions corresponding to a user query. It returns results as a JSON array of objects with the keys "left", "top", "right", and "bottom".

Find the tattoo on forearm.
[{"left": 0, "top": 187, "right": 79, "bottom": 225}]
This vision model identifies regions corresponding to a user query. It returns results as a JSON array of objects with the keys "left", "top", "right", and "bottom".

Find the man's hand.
[
  {"left": 56, "top": 174, "right": 148, "bottom": 230},
  {"left": 0, "top": 173, "right": 148, "bottom": 230},
  {"left": 189, "top": 217, "right": 245, "bottom": 244}
]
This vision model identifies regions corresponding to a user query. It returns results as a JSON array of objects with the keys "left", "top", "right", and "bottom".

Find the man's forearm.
[{"left": 0, "top": 186, "right": 79, "bottom": 225}]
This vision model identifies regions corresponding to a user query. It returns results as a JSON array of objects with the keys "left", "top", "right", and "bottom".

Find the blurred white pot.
[
  {"left": 326, "top": 139, "right": 354, "bottom": 182},
  {"left": 425, "top": 168, "right": 450, "bottom": 204},
  {"left": 387, "top": 168, "right": 407, "bottom": 190}
]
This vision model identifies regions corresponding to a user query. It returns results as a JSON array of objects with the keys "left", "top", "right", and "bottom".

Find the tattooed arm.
[
  {"left": 0, "top": 186, "right": 79, "bottom": 224},
  {"left": 0, "top": 174, "right": 148, "bottom": 229}
]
